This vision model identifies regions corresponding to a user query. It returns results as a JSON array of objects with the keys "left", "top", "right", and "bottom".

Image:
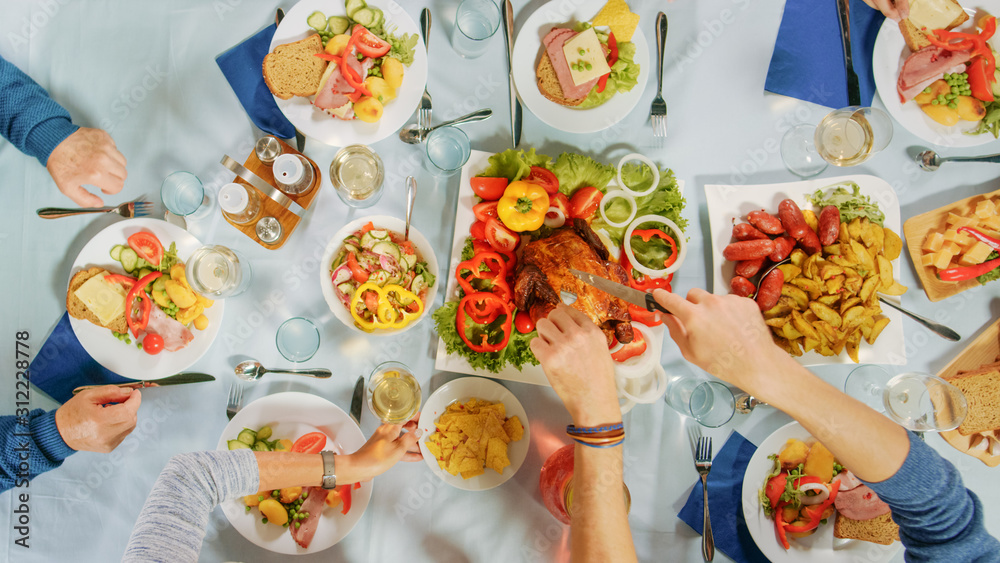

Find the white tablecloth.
[{"left": 0, "top": 1, "right": 997, "bottom": 561}]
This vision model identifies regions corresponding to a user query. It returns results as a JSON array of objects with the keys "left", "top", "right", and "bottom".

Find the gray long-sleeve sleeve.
[{"left": 122, "top": 450, "right": 259, "bottom": 563}]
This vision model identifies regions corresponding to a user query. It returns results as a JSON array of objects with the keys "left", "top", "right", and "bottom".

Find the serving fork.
[
  {"left": 695, "top": 436, "right": 715, "bottom": 561},
  {"left": 418, "top": 8, "right": 433, "bottom": 131},
  {"left": 226, "top": 382, "right": 244, "bottom": 421},
  {"left": 650, "top": 12, "right": 667, "bottom": 141},
  {"left": 37, "top": 199, "right": 152, "bottom": 219}
]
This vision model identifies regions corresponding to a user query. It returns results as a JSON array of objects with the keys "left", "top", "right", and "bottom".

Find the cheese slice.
[
  {"left": 74, "top": 273, "right": 127, "bottom": 327},
  {"left": 562, "top": 28, "right": 612, "bottom": 86},
  {"left": 908, "top": 0, "right": 966, "bottom": 31}
]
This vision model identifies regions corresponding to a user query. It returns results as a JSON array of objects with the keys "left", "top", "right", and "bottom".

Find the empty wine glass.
[
  {"left": 781, "top": 106, "right": 893, "bottom": 178},
  {"left": 844, "top": 365, "right": 967, "bottom": 432}
]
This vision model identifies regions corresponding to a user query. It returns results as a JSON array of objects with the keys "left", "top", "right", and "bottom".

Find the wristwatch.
[{"left": 320, "top": 451, "right": 337, "bottom": 489}]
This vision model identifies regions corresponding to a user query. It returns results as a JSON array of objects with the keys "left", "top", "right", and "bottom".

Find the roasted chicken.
[{"left": 514, "top": 219, "right": 633, "bottom": 345}]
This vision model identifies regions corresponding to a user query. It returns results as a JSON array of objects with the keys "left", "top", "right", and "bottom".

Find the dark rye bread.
[
  {"left": 833, "top": 512, "right": 900, "bottom": 545},
  {"left": 536, "top": 52, "right": 585, "bottom": 107},
  {"left": 945, "top": 365, "right": 1000, "bottom": 436},
  {"left": 67, "top": 267, "right": 128, "bottom": 334},
  {"left": 263, "top": 34, "right": 328, "bottom": 100},
  {"left": 898, "top": 0, "right": 970, "bottom": 52}
]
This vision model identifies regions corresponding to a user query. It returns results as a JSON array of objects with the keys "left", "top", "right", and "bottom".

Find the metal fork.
[
  {"left": 417, "top": 8, "right": 432, "bottom": 130},
  {"left": 37, "top": 199, "right": 153, "bottom": 219},
  {"left": 695, "top": 436, "right": 715, "bottom": 561},
  {"left": 650, "top": 12, "right": 668, "bottom": 140},
  {"left": 226, "top": 382, "right": 244, "bottom": 421}
]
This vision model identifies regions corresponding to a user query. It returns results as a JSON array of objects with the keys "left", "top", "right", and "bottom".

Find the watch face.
[{"left": 322, "top": 451, "right": 337, "bottom": 489}]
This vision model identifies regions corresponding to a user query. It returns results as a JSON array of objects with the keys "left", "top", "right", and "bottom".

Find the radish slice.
[
  {"left": 616, "top": 153, "right": 661, "bottom": 197},
  {"left": 599, "top": 190, "right": 637, "bottom": 229},
  {"left": 623, "top": 214, "right": 687, "bottom": 277},
  {"left": 798, "top": 483, "right": 830, "bottom": 505},
  {"left": 544, "top": 206, "right": 566, "bottom": 228},
  {"left": 332, "top": 264, "right": 353, "bottom": 286}
]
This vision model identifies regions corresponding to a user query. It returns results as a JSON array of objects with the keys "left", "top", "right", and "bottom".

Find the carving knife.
[
  {"left": 501, "top": 0, "right": 522, "bottom": 147},
  {"left": 72, "top": 372, "right": 215, "bottom": 395},
  {"left": 836, "top": 0, "right": 861, "bottom": 107},
  {"left": 350, "top": 375, "right": 364, "bottom": 425},
  {"left": 569, "top": 269, "right": 672, "bottom": 315}
]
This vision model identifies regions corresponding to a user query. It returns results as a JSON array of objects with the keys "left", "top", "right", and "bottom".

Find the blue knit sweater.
[
  {"left": 0, "top": 409, "right": 76, "bottom": 494},
  {"left": 0, "top": 54, "right": 79, "bottom": 166}
]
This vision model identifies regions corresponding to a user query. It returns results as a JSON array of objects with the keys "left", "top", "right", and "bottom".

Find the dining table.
[{"left": 1, "top": 0, "right": 999, "bottom": 561}]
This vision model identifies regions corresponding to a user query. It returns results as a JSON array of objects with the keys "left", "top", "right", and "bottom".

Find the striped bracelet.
[{"left": 566, "top": 422, "right": 624, "bottom": 435}]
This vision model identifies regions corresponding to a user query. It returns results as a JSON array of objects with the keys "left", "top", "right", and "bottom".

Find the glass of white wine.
[
  {"left": 844, "top": 365, "right": 968, "bottom": 432},
  {"left": 367, "top": 361, "right": 421, "bottom": 424},
  {"left": 186, "top": 245, "right": 252, "bottom": 299},
  {"left": 780, "top": 106, "right": 893, "bottom": 178}
]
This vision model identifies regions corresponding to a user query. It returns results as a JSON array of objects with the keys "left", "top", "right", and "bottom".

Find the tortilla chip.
[
  {"left": 425, "top": 397, "right": 524, "bottom": 478},
  {"left": 486, "top": 437, "right": 511, "bottom": 474},
  {"left": 503, "top": 416, "right": 524, "bottom": 442},
  {"left": 591, "top": 0, "right": 640, "bottom": 42}
]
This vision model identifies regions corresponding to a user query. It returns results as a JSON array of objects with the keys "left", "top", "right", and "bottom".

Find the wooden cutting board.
[
  {"left": 903, "top": 188, "right": 1000, "bottom": 302},
  {"left": 937, "top": 317, "right": 1000, "bottom": 467}
]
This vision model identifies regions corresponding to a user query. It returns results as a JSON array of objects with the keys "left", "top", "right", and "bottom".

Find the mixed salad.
[
  {"left": 330, "top": 222, "right": 435, "bottom": 332},
  {"left": 432, "top": 148, "right": 686, "bottom": 373},
  {"left": 573, "top": 22, "right": 640, "bottom": 109}
]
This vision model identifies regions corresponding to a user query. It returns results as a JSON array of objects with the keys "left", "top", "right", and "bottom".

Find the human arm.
[
  {"left": 530, "top": 305, "right": 637, "bottom": 563},
  {"left": 0, "top": 410, "right": 76, "bottom": 493},
  {"left": 862, "top": 0, "right": 909, "bottom": 20}
]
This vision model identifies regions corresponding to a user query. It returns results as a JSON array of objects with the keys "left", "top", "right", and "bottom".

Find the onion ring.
[
  {"left": 616, "top": 153, "right": 661, "bottom": 197},
  {"left": 623, "top": 214, "right": 687, "bottom": 277},
  {"left": 798, "top": 483, "right": 830, "bottom": 505},
  {"left": 599, "top": 190, "right": 637, "bottom": 229},
  {"left": 543, "top": 206, "right": 566, "bottom": 228},
  {"left": 620, "top": 363, "right": 668, "bottom": 404}
]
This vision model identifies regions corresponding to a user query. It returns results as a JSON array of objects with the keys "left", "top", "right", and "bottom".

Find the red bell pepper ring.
[
  {"left": 774, "top": 501, "right": 791, "bottom": 550},
  {"left": 632, "top": 228, "right": 679, "bottom": 269},
  {"left": 595, "top": 31, "right": 619, "bottom": 94},
  {"left": 939, "top": 256, "right": 1000, "bottom": 281},
  {"left": 967, "top": 57, "right": 995, "bottom": 101},
  {"left": 456, "top": 292, "right": 513, "bottom": 353},
  {"left": 125, "top": 271, "right": 162, "bottom": 337},
  {"left": 335, "top": 484, "right": 353, "bottom": 515},
  {"left": 338, "top": 31, "right": 373, "bottom": 98},
  {"left": 314, "top": 52, "right": 342, "bottom": 63},
  {"left": 456, "top": 251, "right": 508, "bottom": 297},
  {"left": 959, "top": 226, "right": 1000, "bottom": 251},
  {"left": 627, "top": 303, "right": 663, "bottom": 327},
  {"left": 784, "top": 486, "right": 839, "bottom": 534},
  {"left": 621, "top": 250, "right": 673, "bottom": 292}
]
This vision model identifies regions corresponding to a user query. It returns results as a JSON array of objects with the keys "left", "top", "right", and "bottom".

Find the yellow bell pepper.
[
  {"left": 350, "top": 282, "right": 423, "bottom": 331},
  {"left": 497, "top": 180, "right": 549, "bottom": 232}
]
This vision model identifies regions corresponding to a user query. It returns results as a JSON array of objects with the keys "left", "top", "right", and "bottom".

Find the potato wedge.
[
  {"left": 876, "top": 255, "right": 893, "bottom": 290},
  {"left": 878, "top": 282, "right": 908, "bottom": 296},
  {"left": 790, "top": 248, "right": 807, "bottom": 267},
  {"left": 848, "top": 217, "right": 864, "bottom": 240},
  {"left": 859, "top": 275, "right": 880, "bottom": 303},
  {"left": 839, "top": 296, "right": 862, "bottom": 314},
  {"left": 842, "top": 305, "right": 866, "bottom": 329},
  {"left": 845, "top": 336, "right": 860, "bottom": 363},
  {"left": 867, "top": 317, "right": 891, "bottom": 344},
  {"left": 791, "top": 310, "right": 820, "bottom": 340},
  {"left": 802, "top": 209, "right": 819, "bottom": 233},
  {"left": 781, "top": 284, "right": 810, "bottom": 310},
  {"left": 883, "top": 228, "right": 903, "bottom": 260},
  {"left": 777, "top": 263, "right": 802, "bottom": 281},
  {"left": 765, "top": 316, "right": 789, "bottom": 328},
  {"left": 810, "top": 302, "right": 843, "bottom": 328}
]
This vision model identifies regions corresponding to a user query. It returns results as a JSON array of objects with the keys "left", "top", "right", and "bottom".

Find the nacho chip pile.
[
  {"left": 425, "top": 398, "right": 524, "bottom": 479},
  {"left": 592, "top": 0, "right": 640, "bottom": 42}
]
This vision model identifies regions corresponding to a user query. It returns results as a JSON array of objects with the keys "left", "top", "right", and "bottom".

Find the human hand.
[
  {"left": 54, "top": 386, "right": 141, "bottom": 452},
  {"left": 46, "top": 128, "right": 127, "bottom": 207},
  {"left": 346, "top": 416, "right": 423, "bottom": 482},
  {"left": 530, "top": 305, "right": 620, "bottom": 426},
  {"left": 861, "top": 0, "right": 908, "bottom": 20}
]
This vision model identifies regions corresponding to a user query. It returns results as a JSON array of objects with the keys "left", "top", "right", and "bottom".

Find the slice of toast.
[
  {"left": 898, "top": 0, "right": 970, "bottom": 52},
  {"left": 833, "top": 512, "right": 900, "bottom": 545},
  {"left": 944, "top": 366, "right": 1000, "bottom": 435},
  {"left": 67, "top": 268, "right": 129, "bottom": 334},
  {"left": 536, "top": 52, "right": 586, "bottom": 107},
  {"left": 263, "top": 34, "right": 328, "bottom": 100}
]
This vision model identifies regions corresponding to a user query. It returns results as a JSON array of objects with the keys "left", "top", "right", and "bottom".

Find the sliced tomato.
[
  {"left": 485, "top": 217, "right": 519, "bottom": 253},
  {"left": 765, "top": 473, "right": 787, "bottom": 509},
  {"left": 471, "top": 177, "right": 508, "bottom": 200},
  {"left": 546, "top": 192, "right": 569, "bottom": 219},
  {"left": 353, "top": 27, "right": 391, "bottom": 58},
  {"left": 142, "top": 333, "right": 164, "bottom": 355},
  {"left": 473, "top": 200, "right": 500, "bottom": 223},
  {"left": 514, "top": 311, "right": 535, "bottom": 333},
  {"left": 525, "top": 166, "right": 559, "bottom": 195},
  {"left": 291, "top": 432, "right": 327, "bottom": 454},
  {"left": 470, "top": 221, "right": 487, "bottom": 241},
  {"left": 610, "top": 330, "right": 646, "bottom": 362},
  {"left": 363, "top": 288, "right": 380, "bottom": 312},
  {"left": 968, "top": 56, "right": 995, "bottom": 102},
  {"left": 346, "top": 252, "right": 369, "bottom": 283},
  {"left": 568, "top": 186, "right": 603, "bottom": 219},
  {"left": 472, "top": 239, "right": 493, "bottom": 255},
  {"left": 127, "top": 232, "right": 164, "bottom": 267}
]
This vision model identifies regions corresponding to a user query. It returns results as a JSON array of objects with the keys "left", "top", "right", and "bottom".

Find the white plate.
[
  {"left": 433, "top": 150, "right": 668, "bottom": 386},
  {"left": 703, "top": 175, "right": 905, "bottom": 366},
  {"left": 872, "top": 5, "right": 999, "bottom": 147},
  {"left": 511, "top": 0, "right": 649, "bottom": 133},
  {"left": 416, "top": 377, "right": 530, "bottom": 491},
  {"left": 216, "top": 392, "right": 372, "bottom": 555},
  {"left": 67, "top": 219, "right": 224, "bottom": 380},
  {"left": 270, "top": 0, "right": 428, "bottom": 147},
  {"left": 318, "top": 215, "right": 439, "bottom": 335},
  {"left": 741, "top": 421, "right": 902, "bottom": 562}
]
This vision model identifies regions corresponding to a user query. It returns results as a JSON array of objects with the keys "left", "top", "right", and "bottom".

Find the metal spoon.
[
  {"left": 405, "top": 175, "right": 416, "bottom": 241},
  {"left": 877, "top": 297, "right": 960, "bottom": 341},
  {"left": 398, "top": 109, "right": 492, "bottom": 144},
  {"left": 734, "top": 393, "right": 768, "bottom": 414},
  {"left": 916, "top": 149, "right": 1000, "bottom": 171},
  {"left": 234, "top": 360, "right": 332, "bottom": 381}
]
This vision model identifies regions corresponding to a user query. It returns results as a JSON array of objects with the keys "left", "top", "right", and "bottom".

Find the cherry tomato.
[
  {"left": 127, "top": 232, "right": 164, "bottom": 266},
  {"left": 473, "top": 200, "right": 500, "bottom": 223},
  {"left": 525, "top": 166, "right": 559, "bottom": 195},
  {"left": 514, "top": 311, "right": 535, "bottom": 333},
  {"left": 470, "top": 221, "right": 487, "bottom": 241},
  {"left": 568, "top": 187, "right": 604, "bottom": 219},
  {"left": 291, "top": 432, "right": 328, "bottom": 454},
  {"left": 353, "top": 27, "right": 391, "bottom": 58},
  {"left": 470, "top": 177, "right": 508, "bottom": 200},
  {"left": 142, "top": 333, "right": 164, "bottom": 355},
  {"left": 485, "top": 217, "right": 519, "bottom": 253}
]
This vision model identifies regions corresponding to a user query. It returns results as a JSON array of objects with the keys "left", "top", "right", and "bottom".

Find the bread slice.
[
  {"left": 944, "top": 367, "right": 1000, "bottom": 435},
  {"left": 536, "top": 52, "right": 585, "bottom": 107},
  {"left": 67, "top": 268, "right": 129, "bottom": 334},
  {"left": 833, "top": 512, "right": 900, "bottom": 545},
  {"left": 898, "top": 0, "right": 970, "bottom": 52},
  {"left": 263, "top": 34, "right": 328, "bottom": 100}
]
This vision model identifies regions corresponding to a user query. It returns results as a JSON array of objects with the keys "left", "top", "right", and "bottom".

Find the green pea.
[
  {"left": 272, "top": 491, "right": 279, "bottom": 497},
  {"left": 947, "top": 93, "right": 957, "bottom": 100},
  {"left": 931, "top": 99, "right": 940, "bottom": 105},
  {"left": 923, "top": 86, "right": 932, "bottom": 93},
  {"left": 259, "top": 495, "right": 266, "bottom": 502},
  {"left": 578, "top": 48, "right": 585, "bottom": 56},
  {"left": 962, "top": 72, "right": 968, "bottom": 79},
  {"left": 262, "top": 517, "right": 268, "bottom": 525},
  {"left": 283, "top": 522, "right": 290, "bottom": 528},
  {"left": 949, "top": 101, "right": 958, "bottom": 109},
  {"left": 301, "top": 491, "right": 309, "bottom": 499},
  {"left": 585, "top": 62, "right": 592, "bottom": 70},
  {"left": 295, "top": 521, "right": 301, "bottom": 528},
  {"left": 951, "top": 87, "right": 959, "bottom": 94},
  {"left": 245, "top": 506, "right": 251, "bottom": 513}
]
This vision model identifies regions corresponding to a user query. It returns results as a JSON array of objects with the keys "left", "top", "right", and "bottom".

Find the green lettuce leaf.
[
  {"left": 977, "top": 251, "right": 1000, "bottom": 285},
  {"left": 551, "top": 153, "right": 616, "bottom": 195},
  {"left": 591, "top": 165, "right": 687, "bottom": 244},
  {"left": 579, "top": 39, "right": 639, "bottom": 109},
  {"left": 386, "top": 32, "right": 419, "bottom": 66},
  {"left": 477, "top": 149, "right": 551, "bottom": 182},
  {"left": 807, "top": 182, "right": 885, "bottom": 227},
  {"left": 431, "top": 301, "right": 539, "bottom": 373}
]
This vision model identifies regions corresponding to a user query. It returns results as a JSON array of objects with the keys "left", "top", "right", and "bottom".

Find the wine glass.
[
  {"left": 780, "top": 106, "right": 893, "bottom": 178},
  {"left": 844, "top": 365, "right": 968, "bottom": 432},
  {"left": 367, "top": 361, "right": 421, "bottom": 424}
]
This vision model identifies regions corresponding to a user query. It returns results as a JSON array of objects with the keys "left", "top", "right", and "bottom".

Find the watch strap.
[{"left": 320, "top": 450, "right": 337, "bottom": 489}]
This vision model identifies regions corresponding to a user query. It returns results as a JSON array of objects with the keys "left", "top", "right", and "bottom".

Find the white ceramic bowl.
[{"left": 319, "top": 215, "right": 439, "bottom": 335}]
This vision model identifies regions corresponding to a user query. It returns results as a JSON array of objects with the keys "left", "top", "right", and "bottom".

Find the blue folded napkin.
[
  {"left": 765, "top": 0, "right": 885, "bottom": 108},
  {"left": 678, "top": 431, "right": 769, "bottom": 563},
  {"left": 216, "top": 23, "right": 296, "bottom": 140},
  {"left": 28, "top": 313, "right": 132, "bottom": 403}
]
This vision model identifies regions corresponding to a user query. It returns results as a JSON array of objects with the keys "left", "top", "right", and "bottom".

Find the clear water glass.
[
  {"left": 452, "top": 0, "right": 501, "bottom": 58},
  {"left": 425, "top": 126, "right": 471, "bottom": 176},
  {"left": 161, "top": 171, "right": 205, "bottom": 216},
  {"left": 186, "top": 245, "right": 252, "bottom": 299},
  {"left": 275, "top": 317, "right": 320, "bottom": 362},
  {"left": 845, "top": 365, "right": 968, "bottom": 432},
  {"left": 665, "top": 378, "right": 735, "bottom": 428}
]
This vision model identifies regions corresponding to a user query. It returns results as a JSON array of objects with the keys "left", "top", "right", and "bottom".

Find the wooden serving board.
[
  {"left": 937, "top": 317, "right": 1000, "bottom": 467},
  {"left": 223, "top": 137, "right": 322, "bottom": 250},
  {"left": 903, "top": 188, "right": 1000, "bottom": 302}
]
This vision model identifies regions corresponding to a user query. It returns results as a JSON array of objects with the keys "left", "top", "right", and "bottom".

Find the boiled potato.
[
  {"left": 381, "top": 56, "right": 404, "bottom": 88},
  {"left": 803, "top": 442, "right": 836, "bottom": 482},
  {"left": 921, "top": 103, "right": 961, "bottom": 126},
  {"left": 151, "top": 289, "right": 171, "bottom": 308},
  {"left": 956, "top": 95, "right": 986, "bottom": 121},
  {"left": 913, "top": 79, "right": 950, "bottom": 104},
  {"left": 279, "top": 487, "right": 302, "bottom": 503},
  {"left": 244, "top": 494, "right": 262, "bottom": 507},
  {"left": 274, "top": 439, "right": 294, "bottom": 452},
  {"left": 354, "top": 96, "right": 384, "bottom": 123},
  {"left": 778, "top": 439, "right": 809, "bottom": 468},
  {"left": 196, "top": 293, "right": 214, "bottom": 308},
  {"left": 364, "top": 76, "right": 396, "bottom": 103},
  {"left": 193, "top": 314, "right": 209, "bottom": 331},
  {"left": 164, "top": 280, "right": 197, "bottom": 308},
  {"left": 170, "top": 264, "right": 189, "bottom": 288},
  {"left": 175, "top": 303, "right": 203, "bottom": 326},
  {"left": 325, "top": 33, "right": 351, "bottom": 56},
  {"left": 258, "top": 498, "right": 288, "bottom": 526}
]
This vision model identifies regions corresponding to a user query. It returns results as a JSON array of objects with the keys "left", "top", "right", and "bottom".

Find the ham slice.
[
  {"left": 143, "top": 306, "right": 193, "bottom": 352},
  {"left": 897, "top": 46, "right": 972, "bottom": 102},
  {"left": 834, "top": 484, "right": 892, "bottom": 521},
  {"left": 542, "top": 28, "right": 599, "bottom": 100},
  {"left": 832, "top": 470, "right": 864, "bottom": 491},
  {"left": 290, "top": 486, "right": 328, "bottom": 549},
  {"left": 314, "top": 45, "right": 376, "bottom": 112}
]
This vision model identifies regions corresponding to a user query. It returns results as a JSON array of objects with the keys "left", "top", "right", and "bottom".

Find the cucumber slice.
[
  {"left": 138, "top": 268, "right": 153, "bottom": 280},
  {"left": 119, "top": 248, "right": 138, "bottom": 272},
  {"left": 369, "top": 229, "right": 389, "bottom": 240},
  {"left": 307, "top": 10, "right": 328, "bottom": 32},
  {"left": 152, "top": 276, "right": 168, "bottom": 292},
  {"left": 360, "top": 231, "right": 376, "bottom": 250},
  {"left": 401, "top": 253, "right": 417, "bottom": 270},
  {"left": 228, "top": 440, "right": 251, "bottom": 450},
  {"left": 110, "top": 245, "right": 124, "bottom": 261},
  {"left": 411, "top": 274, "right": 428, "bottom": 296},
  {"left": 368, "top": 7, "right": 383, "bottom": 28},
  {"left": 252, "top": 441, "right": 271, "bottom": 452},
  {"left": 256, "top": 426, "right": 273, "bottom": 441},
  {"left": 352, "top": 7, "right": 376, "bottom": 27},
  {"left": 237, "top": 428, "right": 257, "bottom": 446},
  {"left": 369, "top": 270, "right": 390, "bottom": 285},
  {"left": 372, "top": 241, "right": 401, "bottom": 262},
  {"left": 345, "top": 0, "right": 367, "bottom": 19},
  {"left": 337, "top": 282, "right": 356, "bottom": 299},
  {"left": 328, "top": 15, "right": 350, "bottom": 35}
]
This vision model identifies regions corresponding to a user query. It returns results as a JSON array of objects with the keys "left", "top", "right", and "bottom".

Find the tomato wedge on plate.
[
  {"left": 291, "top": 432, "right": 327, "bottom": 454},
  {"left": 470, "top": 220, "right": 487, "bottom": 241},
  {"left": 473, "top": 200, "right": 500, "bottom": 223},
  {"left": 485, "top": 217, "right": 519, "bottom": 253},
  {"left": 525, "top": 166, "right": 559, "bottom": 195},
  {"left": 568, "top": 186, "right": 604, "bottom": 219},
  {"left": 471, "top": 177, "right": 508, "bottom": 200},
  {"left": 127, "top": 232, "right": 164, "bottom": 266},
  {"left": 353, "top": 26, "right": 391, "bottom": 58}
]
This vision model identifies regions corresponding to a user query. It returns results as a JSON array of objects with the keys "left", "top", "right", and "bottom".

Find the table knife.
[
  {"left": 350, "top": 376, "right": 364, "bottom": 425},
  {"left": 836, "top": 0, "right": 861, "bottom": 107},
  {"left": 501, "top": 0, "right": 522, "bottom": 148},
  {"left": 72, "top": 372, "right": 215, "bottom": 395},
  {"left": 569, "top": 269, "right": 672, "bottom": 315},
  {"left": 275, "top": 8, "right": 307, "bottom": 152}
]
